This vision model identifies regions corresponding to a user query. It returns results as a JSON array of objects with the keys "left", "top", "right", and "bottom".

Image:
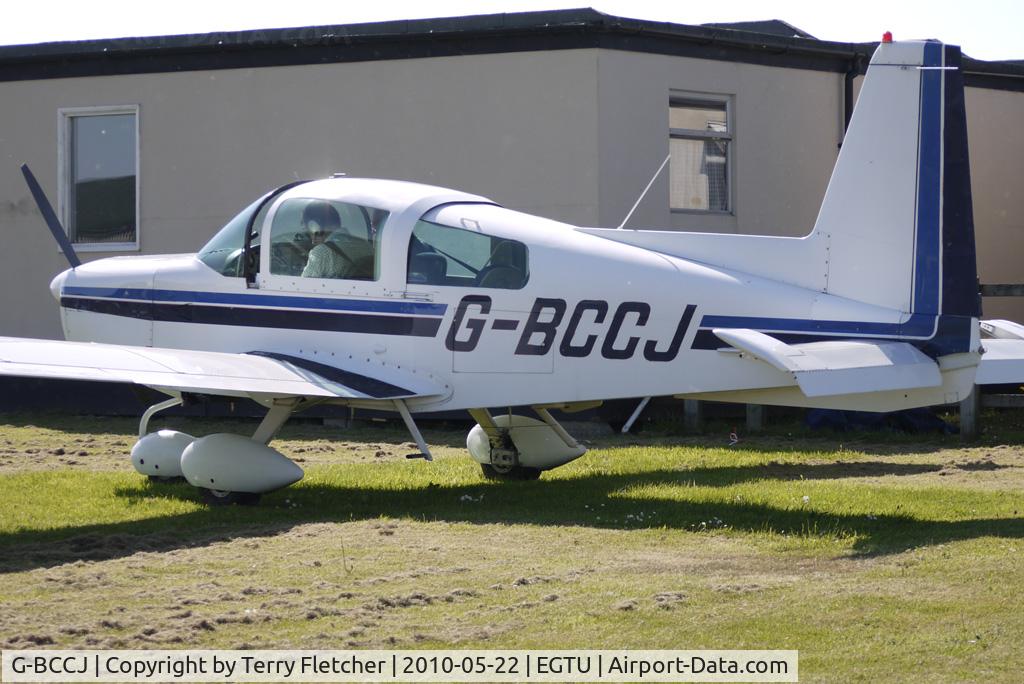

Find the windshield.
[{"left": 197, "top": 195, "right": 267, "bottom": 277}]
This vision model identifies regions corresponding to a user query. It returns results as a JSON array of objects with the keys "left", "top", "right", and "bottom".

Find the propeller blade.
[{"left": 20, "top": 163, "right": 81, "bottom": 268}]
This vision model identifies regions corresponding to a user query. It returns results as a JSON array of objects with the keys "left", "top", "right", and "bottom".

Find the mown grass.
[{"left": 0, "top": 412, "right": 1022, "bottom": 682}]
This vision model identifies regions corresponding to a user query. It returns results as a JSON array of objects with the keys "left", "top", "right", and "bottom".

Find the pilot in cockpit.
[{"left": 300, "top": 201, "right": 374, "bottom": 280}]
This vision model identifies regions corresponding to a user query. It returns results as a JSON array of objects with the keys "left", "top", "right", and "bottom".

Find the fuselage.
[{"left": 51, "top": 178, "right": 975, "bottom": 413}]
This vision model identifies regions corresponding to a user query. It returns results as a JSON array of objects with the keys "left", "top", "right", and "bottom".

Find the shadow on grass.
[{"left": 1, "top": 461, "right": 1021, "bottom": 573}]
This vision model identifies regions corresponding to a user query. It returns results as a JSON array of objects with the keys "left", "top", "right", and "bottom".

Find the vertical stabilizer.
[
  {"left": 938, "top": 46, "right": 980, "bottom": 319},
  {"left": 813, "top": 40, "right": 979, "bottom": 326}
]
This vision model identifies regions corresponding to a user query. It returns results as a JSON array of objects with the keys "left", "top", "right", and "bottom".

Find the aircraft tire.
[
  {"left": 147, "top": 475, "right": 186, "bottom": 484},
  {"left": 199, "top": 488, "right": 262, "bottom": 506},
  {"left": 479, "top": 464, "right": 542, "bottom": 481}
]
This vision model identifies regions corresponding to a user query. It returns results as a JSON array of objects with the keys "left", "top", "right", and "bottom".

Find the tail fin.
[
  {"left": 814, "top": 40, "right": 979, "bottom": 324},
  {"left": 580, "top": 39, "right": 979, "bottom": 355}
]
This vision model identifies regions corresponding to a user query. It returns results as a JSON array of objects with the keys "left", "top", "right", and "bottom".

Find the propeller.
[{"left": 20, "top": 163, "right": 81, "bottom": 268}]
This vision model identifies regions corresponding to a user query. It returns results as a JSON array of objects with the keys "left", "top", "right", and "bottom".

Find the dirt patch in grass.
[
  {"left": 0, "top": 416, "right": 470, "bottom": 474},
  {"left": 0, "top": 521, "right": 756, "bottom": 647},
  {"left": 0, "top": 518, "right": 907, "bottom": 651},
  {"left": 730, "top": 446, "right": 1024, "bottom": 492}
]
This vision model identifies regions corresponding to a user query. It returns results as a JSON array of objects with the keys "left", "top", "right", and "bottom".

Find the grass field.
[{"left": 1, "top": 411, "right": 1023, "bottom": 682}]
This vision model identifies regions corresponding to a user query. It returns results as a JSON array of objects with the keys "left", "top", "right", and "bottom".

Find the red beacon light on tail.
[{"left": 882, "top": 31, "right": 893, "bottom": 43}]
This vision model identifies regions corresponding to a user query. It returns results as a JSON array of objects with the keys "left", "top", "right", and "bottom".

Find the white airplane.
[{"left": 6, "top": 37, "right": 1024, "bottom": 504}]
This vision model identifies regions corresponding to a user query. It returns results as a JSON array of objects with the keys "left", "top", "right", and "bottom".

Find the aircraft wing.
[
  {"left": 712, "top": 328, "right": 941, "bottom": 397},
  {"left": 0, "top": 337, "right": 444, "bottom": 401}
]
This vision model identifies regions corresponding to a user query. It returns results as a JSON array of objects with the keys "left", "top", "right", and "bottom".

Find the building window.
[
  {"left": 59, "top": 106, "right": 138, "bottom": 249},
  {"left": 669, "top": 96, "right": 731, "bottom": 213}
]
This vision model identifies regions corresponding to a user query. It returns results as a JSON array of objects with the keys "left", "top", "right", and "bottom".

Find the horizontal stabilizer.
[
  {"left": 712, "top": 328, "right": 942, "bottom": 397},
  {"left": 0, "top": 337, "right": 444, "bottom": 401},
  {"left": 976, "top": 341, "right": 1024, "bottom": 386},
  {"left": 975, "top": 320, "right": 1024, "bottom": 385},
  {"left": 980, "top": 319, "right": 1024, "bottom": 341}
]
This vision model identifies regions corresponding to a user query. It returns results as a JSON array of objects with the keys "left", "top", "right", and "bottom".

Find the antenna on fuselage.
[{"left": 617, "top": 153, "right": 671, "bottom": 230}]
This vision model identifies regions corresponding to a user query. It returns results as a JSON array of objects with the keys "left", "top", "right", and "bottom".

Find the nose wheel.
[{"left": 199, "top": 488, "right": 262, "bottom": 506}]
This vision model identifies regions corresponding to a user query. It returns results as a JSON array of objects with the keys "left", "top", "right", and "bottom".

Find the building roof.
[
  {"left": 701, "top": 20, "right": 817, "bottom": 39},
  {"left": 0, "top": 8, "right": 1021, "bottom": 91}
]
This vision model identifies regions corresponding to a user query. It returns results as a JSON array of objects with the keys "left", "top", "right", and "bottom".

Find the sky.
[{"left": 2, "top": 0, "right": 1022, "bottom": 61}]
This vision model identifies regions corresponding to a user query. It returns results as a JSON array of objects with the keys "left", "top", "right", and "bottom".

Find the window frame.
[
  {"left": 57, "top": 104, "right": 140, "bottom": 252},
  {"left": 668, "top": 93, "right": 734, "bottom": 216}
]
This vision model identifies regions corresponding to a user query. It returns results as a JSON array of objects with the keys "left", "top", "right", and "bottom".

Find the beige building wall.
[
  {"left": 596, "top": 50, "right": 843, "bottom": 235},
  {"left": 965, "top": 86, "right": 1024, "bottom": 322},
  {"left": 0, "top": 49, "right": 601, "bottom": 339},
  {"left": 0, "top": 46, "right": 1019, "bottom": 342}
]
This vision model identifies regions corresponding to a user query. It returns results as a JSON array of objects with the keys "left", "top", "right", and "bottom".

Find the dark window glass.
[
  {"left": 669, "top": 100, "right": 731, "bottom": 213},
  {"left": 68, "top": 113, "right": 137, "bottom": 243},
  {"left": 408, "top": 220, "right": 529, "bottom": 290}
]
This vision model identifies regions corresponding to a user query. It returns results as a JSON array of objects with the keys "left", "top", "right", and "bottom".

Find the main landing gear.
[
  {"left": 466, "top": 407, "right": 588, "bottom": 480},
  {"left": 130, "top": 396, "right": 304, "bottom": 506},
  {"left": 129, "top": 395, "right": 589, "bottom": 505}
]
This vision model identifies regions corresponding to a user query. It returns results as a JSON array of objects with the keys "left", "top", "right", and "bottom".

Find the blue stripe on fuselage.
[
  {"left": 61, "top": 286, "right": 447, "bottom": 317},
  {"left": 698, "top": 312, "right": 936, "bottom": 339}
]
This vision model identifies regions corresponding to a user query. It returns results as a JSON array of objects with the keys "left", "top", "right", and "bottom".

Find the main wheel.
[
  {"left": 199, "top": 488, "right": 262, "bottom": 506},
  {"left": 147, "top": 475, "right": 186, "bottom": 484},
  {"left": 480, "top": 464, "right": 542, "bottom": 481}
]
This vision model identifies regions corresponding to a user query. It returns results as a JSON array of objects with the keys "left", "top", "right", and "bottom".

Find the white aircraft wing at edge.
[
  {"left": 0, "top": 337, "right": 445, "bottom": 401},
  {"left": 976, "top": 320, "right": 1024, "bottom": 386},
  {"left": 711, "top": 328, "right": 942, "bottom": 398}
]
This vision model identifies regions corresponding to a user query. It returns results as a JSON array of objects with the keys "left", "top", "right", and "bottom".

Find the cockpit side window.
[
  {"left": 267, "top": 198, "right": 388, "bottom": 281},
  {"left": 408, "top": 220, "right": 529, "bottom": 289}
]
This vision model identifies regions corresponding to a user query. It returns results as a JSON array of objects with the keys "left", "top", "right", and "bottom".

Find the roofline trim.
[{"left": 0, "top": 8, "right": 1020, "bottom": 91}]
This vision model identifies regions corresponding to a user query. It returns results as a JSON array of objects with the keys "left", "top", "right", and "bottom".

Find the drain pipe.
[{"left": 841, "top": 53, "right": 865, "bottom": 148}]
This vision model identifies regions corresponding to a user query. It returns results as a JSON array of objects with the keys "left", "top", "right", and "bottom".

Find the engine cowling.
[
  {"left": 467, "top": 414, "right": 586, "bottom": 471},
  {"left": 130, "top": 429, "right": 194, "bottom": 478},
  {"left": 180, "top": 433, "right": 303, "bottom": 493}
]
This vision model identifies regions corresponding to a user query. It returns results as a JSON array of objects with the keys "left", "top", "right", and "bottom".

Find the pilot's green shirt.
[{"left": 302, "top": 235, "right": 374, "bottom": 280}]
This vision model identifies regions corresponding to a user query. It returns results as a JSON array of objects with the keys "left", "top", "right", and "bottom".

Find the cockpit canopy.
[
  {"left": 197, "top": 178, "right": 528, "bottom": 290},
  {"left": 198, "top": 191, "right": 388, "bottom": 281}
]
